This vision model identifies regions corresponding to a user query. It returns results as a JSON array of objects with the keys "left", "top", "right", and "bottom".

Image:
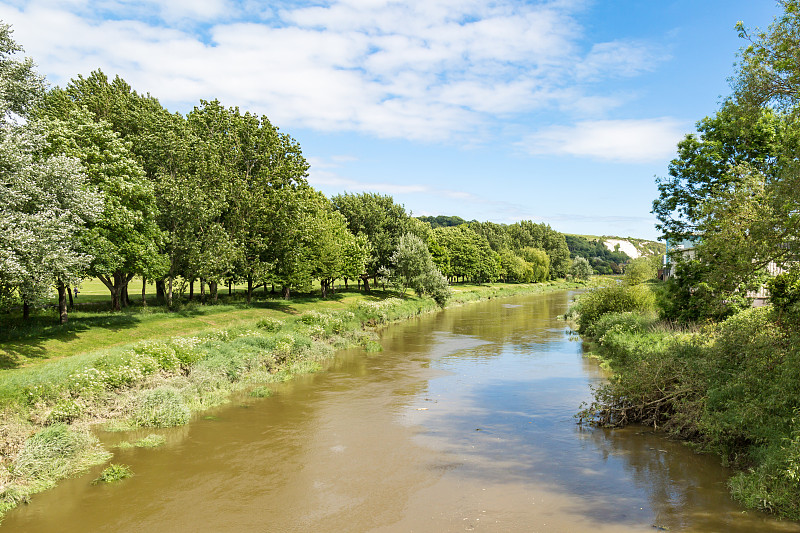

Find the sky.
[{"left": 0, "top": 0, "right": 784, "bottom": 240}]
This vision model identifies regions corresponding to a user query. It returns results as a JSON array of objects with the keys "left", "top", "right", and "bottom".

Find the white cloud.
[
  {"left": 576, "top": 40, "right": 668, "bottom": 80},
  {"left": 307, "top": 156, "right": 482, "bottom": 200},
  {"left": 1, "top": 0, "right": 671, "bottom": 145},
  {"left": 520, "top": 118, "right": 687, "bottom": 163}
]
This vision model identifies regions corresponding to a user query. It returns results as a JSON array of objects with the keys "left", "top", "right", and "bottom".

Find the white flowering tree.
[{"left": 0, "top": 22, "right": 102, "bottom": 322}]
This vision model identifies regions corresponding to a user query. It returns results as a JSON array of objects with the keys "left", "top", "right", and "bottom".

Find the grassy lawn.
[
  {"left": 3, "top": 280, "right": 559, "bottom": 370},
  {"left": 1, "top": 284, "right": 393, "bottom": 369}
]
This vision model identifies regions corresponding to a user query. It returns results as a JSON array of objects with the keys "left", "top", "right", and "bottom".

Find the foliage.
[
  {"left": 508, "top": 221, "right": 571, "bottom": 278},
  {"left": 734, "top": 0, "right": 800, "bottom": 112},
  {"left": 659, "top": 259, "right": 754, "bottom": 323},
  {"left": 0, "top": 22, "right": 44, "bottom": 122},
  {"left": 332, "top": 192, "right": 411, "bottom": 284},
  {"left": 517, "top": 247, "right": 550, "bottom": 282},
  {"left": 652, "top": 102, "right": 784, "bottom": 244},
  {"left": 578, "top": 303, "right": 800, "bottom": 519},
  {"left": 767, "top": 266, "right": 800, "bottom": 322},
  {"left": 386, "top": 233, "right": 451, "bottom": 307},
  {"left": 569, "top": 256, "right": 592, "bottom": 281},
  {"left": 40, "top": 106, "right": 167, "bottom": 310},
  {"left": 623, "top": 257, "right": 658, "bottom": 285},
  {"left": 0, "top": 124, "right": 102, "bottom": 311},
  {"left": 570, "top": 283, "right": 656, "bottom": 334},
  {"left": 416, "top": 215, "right": 469, "bottom": 228},
  {"left": 433, "top": 225, "right": 500, "bottom": 283}
]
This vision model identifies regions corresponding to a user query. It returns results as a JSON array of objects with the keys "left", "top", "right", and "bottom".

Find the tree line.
[{"left": 0, "top": 22, "right": 577, "bottom": 324}]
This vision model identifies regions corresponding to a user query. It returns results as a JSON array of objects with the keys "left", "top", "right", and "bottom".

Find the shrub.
[
  {"left": 572, "top": 283, "right": 656, "bottom": 334},
  {"left": 47, "top": 399, "right": 83, "bottom": 424}
]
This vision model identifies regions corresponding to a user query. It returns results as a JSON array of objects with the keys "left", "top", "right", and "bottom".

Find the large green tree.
[
  {"left": 41, "top": 108, "right": 166, "bottom": 310},
  {"left": 332, "top": 193, "right": 411, "bottom": 291},
  {"left": 652, "top": 102, "right": 784, "bottom": 244}
]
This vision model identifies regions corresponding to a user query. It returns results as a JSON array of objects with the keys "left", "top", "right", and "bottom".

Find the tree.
[
  {"left": 332, "top": 193, "right": 411, "bottom": 292},
  {"left": 570, "top": 257, "right": 592, "bottom": 281},
  {"left": 499, "top": 249, "right": 533, "bottom": 282},
  {"left": 652, "top": 102, "right": 784, "bottom": 244},
  {"left": 0, "top": 21, "right": 101, "bottom": 323},
  {"left": 385, "top": 233, "right": 451, "bottom": 306},
  {"left": 518, "top": 247, "right": 550, "bottom": 283},
  {"left": 40, "top": 108, "right": 166, "bottom": 310},
  {"left": 508, "top": 221, "right": 570, "bottom": 278},
  {"left": 734, "top": 1, "right": 800, "bottom": 112},
  {"left": 0, "top": 125, "right": 101, "bottom": 321},
  {"left": 623, "top": 257, "right": 657, "bottom": 286}
]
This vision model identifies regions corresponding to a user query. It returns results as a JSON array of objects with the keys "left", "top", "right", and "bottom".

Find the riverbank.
[
  {"left": 0, "top": 280, "right": 581, "bottom": 519},
  {"left": 570, "top": 285, "right": 800, "bottom": 520}
]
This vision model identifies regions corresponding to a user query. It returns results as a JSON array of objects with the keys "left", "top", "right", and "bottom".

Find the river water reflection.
[{"left": 3, "top": 291, "right": 799, "bottom": 532}]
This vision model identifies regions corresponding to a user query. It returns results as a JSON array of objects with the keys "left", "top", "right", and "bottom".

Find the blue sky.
[{"left": 0, "top": 0, "right": 783, "bottom": 240}]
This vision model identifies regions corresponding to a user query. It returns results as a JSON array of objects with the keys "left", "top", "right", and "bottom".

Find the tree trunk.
[
  {"left": 282, "top": 285, "right": 291, "bottom": 300},
  {"left": 210, "top": 281, "right": 218, "bottom": 303},
  {"left": 23, "top": 300, "right": 30, "bottom": 320},
  {"left": 228, "top": 281, "right": 232, "bottom": 295},
  {"left": 321, "top": 280, "right": 328, "bottom": 299},
  {"left": 67, "top": 285, "right": 74, "bottom": 309},
  {"left": 110, "top": 285, "right": 121, "bottom": 311},
  {"left": 121, "top": 284, "right": 129, "bottom": 308},
  {"left": 142, "top": 277, "right": 147, "bottom": 308},
  {"left": 361, "top": 274, "right": 371, "bottom": 293},
  {"left": 200, "top": 279, "right": 206, "bottom": 304},
  {"left": 156, "top": 279, "right": 166, "bottom": 303},
  {"left": 247, "top": 276, "right": 253, "bottom": 304},
  {"left": 189, "top": 279, "right": 194, "bottom": 301},
  {"left": 167, "top": 276, "right": 174, "bottom": 308},
  {"left": 57, "top": 279, "right": 68, "bottom": 324},
  {"left": 344, "top": 278, "right": 349, "bottom": 290}
]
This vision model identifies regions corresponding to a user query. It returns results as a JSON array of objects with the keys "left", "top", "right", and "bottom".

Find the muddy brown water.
[{"left": 3, "top": 291, "right": 799, "bottom": 532}]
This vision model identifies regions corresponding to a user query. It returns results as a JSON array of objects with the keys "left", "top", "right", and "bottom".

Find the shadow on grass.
[
  {"left": 0, "top": 312, "right": 143, "bottom": 369},
  {"left": 0, "top": 287, "right": 398, "bottom": 369}
]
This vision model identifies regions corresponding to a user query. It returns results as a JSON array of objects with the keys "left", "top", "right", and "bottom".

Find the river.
[{"left": 3, "top": 290, "right": 799, "bottom": 532}]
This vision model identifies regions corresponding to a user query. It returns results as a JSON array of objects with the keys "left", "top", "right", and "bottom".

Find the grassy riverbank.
[
  {"left": 570, "top": 282, "right": 800, "bottom": 520},
  {"left": 0, "top": 280, "right": 580, "bottom": 519}
]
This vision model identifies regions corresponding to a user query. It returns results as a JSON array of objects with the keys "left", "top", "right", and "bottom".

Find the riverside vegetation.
[
  {"left": 0, "top": 280, "right": 580, "bottom": 520},
  {"left": 569, "top": 264, "right": 800, "bottom": 519},
  {"left": 569, "top": 2, "right": 800, "bottom": 521}
]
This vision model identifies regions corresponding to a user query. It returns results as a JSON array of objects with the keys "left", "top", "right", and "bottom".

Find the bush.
[{"left": 572, "top": 283, "right": 656, "bottom": 334}]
